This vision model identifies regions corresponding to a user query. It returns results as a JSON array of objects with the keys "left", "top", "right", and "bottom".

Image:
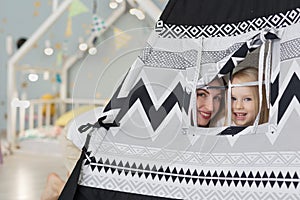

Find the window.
[{"left": 194, "top": 48, "right": 270, "bottom": 128}]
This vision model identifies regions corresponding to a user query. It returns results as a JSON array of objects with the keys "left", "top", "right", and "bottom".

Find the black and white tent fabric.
[{"left": 59, "top": 0, "right": 300, "bottom": 199}]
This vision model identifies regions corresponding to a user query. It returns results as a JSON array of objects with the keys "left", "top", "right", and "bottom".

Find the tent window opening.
[{"left": 194, "top": 46, "right": 271, "bottom": 128}]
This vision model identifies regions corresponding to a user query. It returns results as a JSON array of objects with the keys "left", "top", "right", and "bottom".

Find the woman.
[{"left": 196, "top": 77, "right": 225, "bottom": 127}]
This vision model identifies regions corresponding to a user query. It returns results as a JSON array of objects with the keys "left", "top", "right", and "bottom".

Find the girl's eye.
[
  {"left": 231, "top": 97, "right": 237, "bottom": 101},
  {"left": 244, "top": 98, "right": 252, "bottom": 102}
]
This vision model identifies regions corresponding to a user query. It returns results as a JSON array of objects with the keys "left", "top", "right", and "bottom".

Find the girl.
[{"left": 231, "top": 67, "right": 269, "bottom": 126}]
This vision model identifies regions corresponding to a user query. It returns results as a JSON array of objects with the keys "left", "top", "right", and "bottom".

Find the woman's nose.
[{"left": 205, "top": 98, "right": 214, "bottom": 111}]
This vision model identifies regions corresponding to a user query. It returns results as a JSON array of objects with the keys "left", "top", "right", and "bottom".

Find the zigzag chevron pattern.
[
  {"left": 271, "top": 74, "right": 279, "bottom": 106},
  {"left": 79, "top": 159, "right": 300, "bottom": 199},
  {"left": 85, "top": 143, "right": 300, "bottom": 167},
  {"left": 83, "top": 153, "right": 300, "bottom": 189},
  {"left": 155, "top": 8, "right": 300, "bottom": 38},
  {"left": 270, "top": 60, "right": 300, "bottom": 125},
  {"left": 103, "top": 78, "right": 191, "bottom": 131},
  {"left": 277, "top": 73, "right": 300, "bottom": 123},
  {"left": 79, "top": 172, "right": 300, "bottom": 200},
  {"left": 219, "top": 31, "right": 279, "bottom": 75},
  {"left": 139, "top": 43, "right": 198, "bottom": 69}
]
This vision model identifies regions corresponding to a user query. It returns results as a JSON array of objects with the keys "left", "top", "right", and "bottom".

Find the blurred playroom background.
[{"left": 0, "top": 0, "right": 167, "bottom": 199}]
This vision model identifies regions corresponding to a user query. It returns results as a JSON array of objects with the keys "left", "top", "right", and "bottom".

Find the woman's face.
[
  {"left": 196, "top": 79, "right": 222, "bottom": 127},
  {"left": 231, "top": 78, "right": 258, "bottom": 126}
]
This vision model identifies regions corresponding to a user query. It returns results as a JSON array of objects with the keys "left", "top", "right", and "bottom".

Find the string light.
[
  {"left": 78, "top": 37, "right": 88, "bottom": 51},
  {"left": 44, "top": 40, "right": 54, "bottom": 56},
  {"left": 109, "top": 1, "right": 118, "bottom": 9},
  {"left": 88, "top": 47, "right": 97, "bottom": 55},
  {"left": 28, "top": 73, "right": 39, "bottom": 82},
  {"left": 129, "top": 8, "right": 145, "bottom": 20},
  {"left": 44, "top": 47, "right": 54, "bottom": 55},
  {"left": 79, "top": 43, "right": 88, "bottom": 51}
]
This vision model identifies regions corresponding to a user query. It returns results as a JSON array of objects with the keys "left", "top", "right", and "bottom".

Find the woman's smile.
[{"left": 199, "top": 111, "right": 212, "bottom": 120}]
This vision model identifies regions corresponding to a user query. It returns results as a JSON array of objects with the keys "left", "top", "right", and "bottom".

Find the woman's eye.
[
  {"left": 213, "top": 96, "right": 221, "bottom": 102},
  {"left": 197, "top": 93, "right": 206, "bottom": 97}
]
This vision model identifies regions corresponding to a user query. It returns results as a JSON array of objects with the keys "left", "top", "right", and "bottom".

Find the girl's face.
[
  {"left": 231, "top": 78, "right": 258, "bottom": 126},
  {"left": 197, "top": 80, "right": 222, "bottom": 127}
]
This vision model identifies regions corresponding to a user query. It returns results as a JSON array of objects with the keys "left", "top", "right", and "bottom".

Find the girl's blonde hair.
[{"left": 231, "top": 66, "right": 269, "bottom": 125}]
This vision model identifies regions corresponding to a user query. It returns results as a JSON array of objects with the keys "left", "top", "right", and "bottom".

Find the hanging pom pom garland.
[
  {"left": 91, "top": 15, "right": 106, "bottom": 35},
  {"left": 56, "top": 73, "right": 62, "bottom": 83},
  {"left": 91, "top": 0, "right": 106, "bottom": 35}
]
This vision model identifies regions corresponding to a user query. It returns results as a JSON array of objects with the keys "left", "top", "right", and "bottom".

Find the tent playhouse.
[{"left": 60, "top": 0, "right": 300, "bottom": 199}]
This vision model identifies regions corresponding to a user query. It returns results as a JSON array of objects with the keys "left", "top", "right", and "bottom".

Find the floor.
[{"left": 0, "top": 144, "right": 67, "bottom": 200}]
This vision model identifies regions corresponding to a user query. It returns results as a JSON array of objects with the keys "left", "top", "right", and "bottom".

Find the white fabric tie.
[{"left": 252, "top": 32, "right": 266, "bottom": 133}]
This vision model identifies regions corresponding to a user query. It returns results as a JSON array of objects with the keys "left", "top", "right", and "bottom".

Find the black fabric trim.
[
  {"left": 156, "top": 7, "right": 300, "bottom": 38},
  {"left": 159, "top": 0, "right": 176, "bottom": 25},
  {"left": 59, "top": 151, "right": 85, "bottom": 200},
  {"left": 159, "top": 0, "right": 300, "bottom": 26},
  {"left": 74, "top": 185, "right": 179, "bottom": 200}
]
